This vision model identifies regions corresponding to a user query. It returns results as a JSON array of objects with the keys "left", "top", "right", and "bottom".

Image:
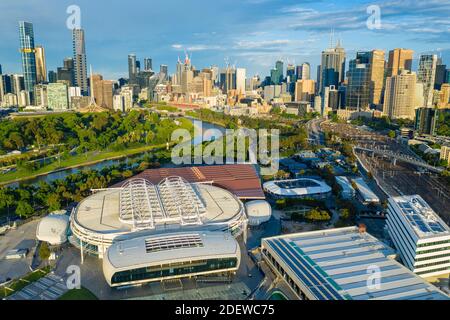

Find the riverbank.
[{"left": 0, "top": 142, "right": 169, "bottom": 186}]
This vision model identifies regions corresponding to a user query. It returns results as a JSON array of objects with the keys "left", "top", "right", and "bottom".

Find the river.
[{"left": 6, "top": 118, "right": 225, "bottom": 188}]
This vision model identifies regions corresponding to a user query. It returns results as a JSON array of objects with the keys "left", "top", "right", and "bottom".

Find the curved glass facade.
[{"left": 110, "top": 257, "right": 238, "bottom": 285}]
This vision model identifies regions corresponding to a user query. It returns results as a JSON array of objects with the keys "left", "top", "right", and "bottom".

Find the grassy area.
[
  {"left": 58, "top": 287, "right": 98, "bottom": 300},
  {"left": 0, "top": 266, "right": 52, "bottom": 298},
  {"left": 0, "top": 142, "right": 168, "bottom": 185}
]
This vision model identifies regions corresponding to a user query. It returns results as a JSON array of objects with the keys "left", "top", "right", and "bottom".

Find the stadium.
[
  {"left": 69, "top": 176, "right": 248, "bottom": 259},
  {"left": 263, "top": 178, "right": 332, "bottom": 199}
]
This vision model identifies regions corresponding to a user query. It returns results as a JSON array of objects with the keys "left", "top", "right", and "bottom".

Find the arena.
[
  {"left": 263, "top": 178, "right": 332, "bottom": 199},
  {"left": 69, "top": 176, "right": 247, "bottom": 258}
]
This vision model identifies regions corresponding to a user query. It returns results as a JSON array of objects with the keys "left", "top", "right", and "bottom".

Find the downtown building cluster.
[{"left": 1, "top": 22, "right": 450, "bottom": 137}]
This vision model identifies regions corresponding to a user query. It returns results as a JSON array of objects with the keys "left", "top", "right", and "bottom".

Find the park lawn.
[
  {"left": 0, "top": 142, "right": 169, "bottom": 185},
  {"left": 58, "top": 287, "right": 98, "bottom": 300}
]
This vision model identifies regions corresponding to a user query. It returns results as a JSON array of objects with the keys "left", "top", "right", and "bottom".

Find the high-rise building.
[
  {"left": 386, "top": 195, "right": 450, "bottom": 279},
  {"left": 219, "top": 67, "right": 236, "bottom": 93},
  {"left": 383, "top": 70, "right": 418, "bottom": 120},
  {"left": 57, "top": 57, "right": 75, "bottom": 86},
  {"left": 418, "top": 54, "right": 437, "bottom": 107},
  {"left": 236, "top": 68, "right": 246, "bottom": 95},
  {"left": 438, "top": 83, "right": 450, "bottom": 109},
  {"left": 72, "top": 29, "right": 88, "bottom": 95},
  {"left": 346, "top": 52, "right": 371, "bottom": 110},
  {"left": 47, "top": 82, "right": 69, "bottom": 110},
  {"left": 48, "top": 70, "right": 57, "bottom": 83},
  {"left": 18, "top": 21, "right": 37, "bottom": 99},
  {"left": 34, "top": 84, "right": 48, "bottom": 108},
  {"left": 387, "top": 48, "right": 414, "bottom": 77},
  {"left": 369, "top": 50, "right": 385, "bottom": 107},
  {"left": 294, "top": 79, "right": 315, "bottom": 102},
  {"left": 160, "top": 64, "right": 168, "bottom": 81},
  {"left": 415, "top": 107, "right": 437, "bottom": 135},
  {"left": 91, "top": 74, "right": 114, "bottom": 109},
  {"left": 320, "top": 41, "right": 346, "bottom": 94},
  {"left": 0, "top": 74, "right": 13, "bottom": 102},
  {"left": 270, "top": 60, "right": 284, "bottom": 85},
  {"left": 144, "top": 58, "right": 153, "bottom": 71},
  {"left": 128, "top": 54, "right": 137, "bottom": 84},
  {"left": 35, "top": 45, "right": 47, "bottom": 83},
  {"left": 435, "top": 61, "right": 447, "bottom": 90},
  {"left": 296, "top": 63, "right": 310, "bottom": 81},
  {"left": 12, "top": 74, "right": 25, "bottom": 95}
]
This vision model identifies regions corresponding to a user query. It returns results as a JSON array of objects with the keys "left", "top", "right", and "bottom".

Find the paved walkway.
[
  {"left": 6, "top": 273, "right": 68, "bottom": 300},
  {"left": 127, "top": 282, "right": 251, "bottom": 300}
]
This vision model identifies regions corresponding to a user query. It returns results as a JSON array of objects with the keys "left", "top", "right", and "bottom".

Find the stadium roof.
[
  {"left": 388, "top": 195, "right": 450, "bottom": 239},
  {"left": 262, "top": 227, "right": 449, "bottom": 300},
  {"left": 74, "top": 179, "right": 244, "bottom": 236},
  {"left": 104, "top": 231, "right": 240, "bottom": 271},
  {"left": 263, "top": 178, "right": 331, "bottom": 197},
  {"left": 117, "top": 164, "right": 265, "bottom": 199}
]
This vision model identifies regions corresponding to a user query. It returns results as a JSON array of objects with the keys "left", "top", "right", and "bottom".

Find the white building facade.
[{"left": 386, "top": 195, "right": 450, "bottom": 278}]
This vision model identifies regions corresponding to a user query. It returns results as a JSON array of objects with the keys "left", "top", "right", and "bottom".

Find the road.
[{"left": 306, "top": 118, "right": 325, "bottom": 146}]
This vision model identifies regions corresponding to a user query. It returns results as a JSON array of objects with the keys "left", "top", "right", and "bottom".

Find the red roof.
[{"left": 118, "top": 164, "right": 265, "bottom": 200}]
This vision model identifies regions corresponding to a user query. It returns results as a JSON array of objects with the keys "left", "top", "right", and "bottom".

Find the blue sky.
[{"left": 0, "top": 0, "right": 449, "bottom": 80}]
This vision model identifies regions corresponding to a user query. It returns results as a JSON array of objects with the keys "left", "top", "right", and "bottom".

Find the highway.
[{"left": 306, "top": 118, "right": 325, "bottom": 146}]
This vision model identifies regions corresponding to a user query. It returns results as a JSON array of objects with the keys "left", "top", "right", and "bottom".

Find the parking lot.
[{"left": 0, "top": 219, "right": 40, "bottom": 283}]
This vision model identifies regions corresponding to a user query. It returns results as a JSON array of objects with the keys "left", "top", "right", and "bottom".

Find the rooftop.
[
  {"left": 263, "top": 178, "right": 331, "bottom": 197},
  {"left": 388, "top": 195, "right": 450, "bottom": 239},
  {"left": 262, "top": 227, "right": 449, "bottom": 300},
  {"left": 105, "top": 231, "right": 240, "bottom": 270},
  {"left": 115, "top": 164, "right": 265, "bottom": 200},
  {"left": 73, "top": 179, "right": 244, "bottom": 236}
]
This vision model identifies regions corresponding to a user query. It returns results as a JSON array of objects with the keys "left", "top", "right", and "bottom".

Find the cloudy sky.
[{"left": 0, "top": 0, "right": 449, "bottom": 80}]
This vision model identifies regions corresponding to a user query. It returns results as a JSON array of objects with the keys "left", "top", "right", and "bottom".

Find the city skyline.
[{"left": 0, "top": 0, "right": 449, "bottom": 80}]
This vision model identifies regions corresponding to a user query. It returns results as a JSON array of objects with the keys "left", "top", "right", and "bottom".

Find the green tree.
[
  {"left": 15, "top": 201, "right": 34, "bottom": 218},
  {"left": 39, "top": 242, "right": 51, "bottom": 261}
]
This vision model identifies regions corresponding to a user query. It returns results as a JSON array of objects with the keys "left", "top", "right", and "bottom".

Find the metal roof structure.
[
  {"left": 116, "top": 164, "right": 265, "bottom": 200},
  {"left": 351, "top": 177, "right": 380, "bottom": 203},
  {"left": 262, "top": 227, "right": 449, "bottom": 300},
  {"left": 119, "top": 177, "right": 206, "bottom": 230}
]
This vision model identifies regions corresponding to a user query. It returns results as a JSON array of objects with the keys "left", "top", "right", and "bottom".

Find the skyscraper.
[
  {"left": 144, "top": 58, "right": 153, "bottom": 71},
  {"left": 346, "top": 52, "right": 371, "bottom": 110},
  {"left": 387, "top": 48, "right": 413, "bottom": 77},
  {"left": 270, "top": 60, "right": 284, "bottom": 85},
  {"left": 92, "top": 74, "right": 114, "bottom": 109},
  {"left": 368, "top": 50, "right": 385, "bottom": 107},
  {"left": 128, "top": 54, "right": 137, "bottom": 84},
  {"left": 296, "top": 63, "right": 310, "bottom": 80},
  {"left": 236, "top": 68, "right": 246, "bottom": 95},
  {"left": 48, "top": 70, "right": 57, "bottom": 83},
  {"left": 57, "top": 58, "right": 74, "bottom": 86},
  {"left": 72, "top": 28, "right": 88, "bottom": 95},
  {"left": 35, "top": 45, "right": 47, "bottom": 83},
  {"left": 435, "top": 60, "right": 447, "bottom": 90},
  {"left": 19, "top": 21, "right": 37, "bottom": 99},
  {"left": 383, "top": 70, "right": 418, "bottom": 120},
  {"left": 418, "top": 54, "right": 437, "bottom": 107},
  {"left": 320, "top": 41, "right": 346, "bottom": 94}
]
